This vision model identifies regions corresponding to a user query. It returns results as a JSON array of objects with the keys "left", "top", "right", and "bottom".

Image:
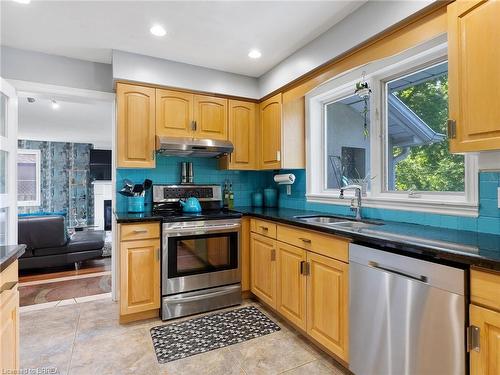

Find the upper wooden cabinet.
[
  {"left": 194, "top": 95, "right": 228, "bottom": 140},
  {"left": 448, "top": 0, "right": 500, "bottom": 152},
  {"left": 221, "top": 100, "right": 257, "bottom": 170},
  {"left": 156, "top": 89, "right": 194, "bottom": 138},
  {"left": 259, "top": 93, "right": 282, "bottom": 169},
  {"left": 116, "top": 83, "right": 156, "bottom": 168}
]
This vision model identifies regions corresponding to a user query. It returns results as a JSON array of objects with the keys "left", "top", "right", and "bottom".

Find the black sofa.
[{"left": 18, "top": 215, "right": 105, "bottom": 271}]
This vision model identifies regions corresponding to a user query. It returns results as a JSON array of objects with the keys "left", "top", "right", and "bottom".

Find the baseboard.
[{"left": 119, "top": 309, "right": 159, "bottom": 324}]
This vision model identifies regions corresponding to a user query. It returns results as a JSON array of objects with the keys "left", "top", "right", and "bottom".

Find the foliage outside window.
[{"left": 385, "top": 61, "right": 465, "bottom": 193}]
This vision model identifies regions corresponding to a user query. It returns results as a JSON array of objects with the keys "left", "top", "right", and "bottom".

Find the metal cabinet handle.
[
  {"left": 300, "top": 261, "right": 306, "bottom": 275},
  {"left": 0, "top": 281, "right": 18, "bottom": 295},
  {"left": 368, "top": 261, "right": 428, "bottom": 283},
  {"left": 133, "top": 229, "right": 148, "bottom": 234},
  {"left": 156, "top": 248, "right": 160, "bottom": 261},
  {"left": 271, "top": 249, "right": 276, "bottom": 261},
  {"left": 259, "top": 226, "right": 269, "bottom": 231},
  {"left": 447, "top": 119, "right": 456, "bottom": 139},
  {"left": 191, "top": 121, "right": 196, "bottom": 131},
  {"left": 299, "top": 237, "right": 311, "bottom": 243}
]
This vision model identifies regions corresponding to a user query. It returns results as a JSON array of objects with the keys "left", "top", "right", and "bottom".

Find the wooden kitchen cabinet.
[
  {"left": 276, "top": 241, "right": 307, "bottom": 330},
  {"left": 0, "top": 261, "right": 19, "bottom": 372},
  {"left": 259, "top": 93, "right": 282, "bottom": 169},
  {"left": 119, "top": 224, "right": 161, "bottom": 322},
  {"left": 448, "top": 0, "right": 500, "bottom": 152},
  {"left": 116, "top": 83, "right": 156, "bottom": 168},
  {"left": 220, "top": 100, "right": 257, "bottom": 170},
  {"left": 193, "top": 95, "right": 228, "bottom": 140},
  {"left": 470, "top": 268, "right": 500, "bottom": 374},
  {"left": 250, "top": 232, "right": 277, "bottom": 308},
  {"left": 156, "top": 89, "right": 194, "bottom": 138},
  {"left": 470, "top": 304, "right": 500, "bottom": 375},
  {"left": 306, "top": 251, "right": 349, "bottom": 362}
]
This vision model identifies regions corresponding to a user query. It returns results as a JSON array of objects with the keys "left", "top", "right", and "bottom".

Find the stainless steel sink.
[
  {"left": 329, "top": 221, "right": 376, "bottom": 230},
  {"left": 294, "top": 215, "right": 352, "bottom": 224}
]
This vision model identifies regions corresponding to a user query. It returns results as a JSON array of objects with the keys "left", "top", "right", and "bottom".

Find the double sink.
[{"left": 294, "top": 215, "right": 383, "bottom": 232}]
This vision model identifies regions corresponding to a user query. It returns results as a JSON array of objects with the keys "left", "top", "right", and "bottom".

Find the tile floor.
[{"left": 20, "top": 297, "right": 350, "bottom": 375}]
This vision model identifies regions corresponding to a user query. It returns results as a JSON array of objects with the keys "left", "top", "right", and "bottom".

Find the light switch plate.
[{"left": 498, "top": 187, "right": 500, "bottom": 208}]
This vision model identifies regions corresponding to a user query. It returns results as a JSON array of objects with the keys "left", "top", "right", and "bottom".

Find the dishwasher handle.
[{"left": 368, "top": 261, "right": 428, "bottom": 283}]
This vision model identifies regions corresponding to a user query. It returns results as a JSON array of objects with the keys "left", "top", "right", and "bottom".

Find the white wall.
[
  {"left": 258, "top": 0, "right": 435, "bottom": 97},
  {"left": 0, "top": 46, "right": 113, "bottom": 92},
  {"left": 112, "top": 50, "right": 260, "bottom": 99}
]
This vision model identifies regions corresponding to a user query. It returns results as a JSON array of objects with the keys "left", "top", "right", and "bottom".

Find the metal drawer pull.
[
  {"left": 0, "top": 281, "right": 18, "bottom": 294},
  {"left": 133, "top": 229, "right": 148, "bottom": 234},
  {"left": 299, "top": 237, "right": 311, "bottom": 243},
  {"left": 368, "top": 261, "right": 428, "bottom": 283},
  {"left": 259, "top": 226, "right": 269, "bottom": 231}
]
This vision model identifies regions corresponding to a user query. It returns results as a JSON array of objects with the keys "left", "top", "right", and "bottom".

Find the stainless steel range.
[{"left": 153, "top": 184, "right": 242, "bottom": 320}]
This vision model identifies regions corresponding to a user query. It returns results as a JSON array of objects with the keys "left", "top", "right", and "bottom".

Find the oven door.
[{"left": 162, "top": 220, "right": 241, "bottom": 295}]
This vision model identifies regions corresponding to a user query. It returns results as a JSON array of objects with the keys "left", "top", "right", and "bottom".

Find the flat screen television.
[{"left": 90, "top": 149, "right": 111, "bottom": 181}]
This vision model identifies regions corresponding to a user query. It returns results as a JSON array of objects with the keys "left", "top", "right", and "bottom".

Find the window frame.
[
  {"left": 17, "top": 149, "right": 41, "bottom": 207},
  {"left": 306, "top": 39, "right": 478, "bottom": 217}
]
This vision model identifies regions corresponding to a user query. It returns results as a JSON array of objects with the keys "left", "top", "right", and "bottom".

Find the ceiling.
[
  {"left": 18, "top": 95, "right": 112, "bottom": 149},
  {"left": 1, "top": 1, "right": 365, "bottom": 77}
]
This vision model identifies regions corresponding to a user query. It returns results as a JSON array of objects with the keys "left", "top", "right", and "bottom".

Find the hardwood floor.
[{"left": 19, "top": 257, "right": 111, "bottom": 283}]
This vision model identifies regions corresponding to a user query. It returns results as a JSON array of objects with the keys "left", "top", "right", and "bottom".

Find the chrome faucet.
[{"left": 339, "top": 184, "right": 362, "bottom": 221}]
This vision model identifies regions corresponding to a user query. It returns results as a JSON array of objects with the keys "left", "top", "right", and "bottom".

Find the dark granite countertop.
[
  {"left": 0, "top": 244, "right": 26, "bottom": 272},
  {"left": 115, "top": 207, "right": 500, "bottom": 271},
  {"left": 114, "top": 211, "right": 164, "bottom": 223},
  {"left": 236, "top": 207, "right": 500, "bottom": 271}
]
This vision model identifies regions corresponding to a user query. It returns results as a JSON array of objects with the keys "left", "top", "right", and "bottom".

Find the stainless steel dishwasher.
[{"left": 349, "top": 244, "right": 465, "bottom": 375}]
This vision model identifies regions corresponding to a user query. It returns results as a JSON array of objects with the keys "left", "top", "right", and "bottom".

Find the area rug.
[
  {"left": 19, "top": 274, "right": 111, "bottom": 306},
  {"left": 150, "top": 306, "right": 281, "bottom": 363}
]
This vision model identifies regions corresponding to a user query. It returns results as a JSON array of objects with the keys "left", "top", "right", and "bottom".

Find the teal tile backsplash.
[
  {"left": 116, "top": 156, "right": 273, "bottom": 211},
  {"left": 116, "top": 158, "right": 500, "bottom": 235},
  {"left": 273, "top": 169, "right": 500, "bottom": 234}
]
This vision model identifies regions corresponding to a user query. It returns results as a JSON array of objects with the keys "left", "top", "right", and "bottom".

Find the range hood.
[{"left": 156, "top": 136, "right": 234, "bottom": 158}]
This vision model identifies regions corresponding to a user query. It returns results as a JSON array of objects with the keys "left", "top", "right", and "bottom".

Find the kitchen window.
[
  {"left": 17, "top": 149, "right": 41, "bottom": 207},
  {"left": 306, "top": 39, "right": 478, "bottom": 216}
]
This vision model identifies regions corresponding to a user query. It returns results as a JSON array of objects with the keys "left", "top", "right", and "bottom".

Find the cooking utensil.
[
  {"left": 143, "top": 179, "right": 153, "bottom": 191},
  {"left": 133, "top": 184, "right": 144, "bottom": 196}
]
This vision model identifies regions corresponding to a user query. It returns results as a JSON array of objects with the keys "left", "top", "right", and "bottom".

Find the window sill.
[{"left": 306, "top": 193, "right": 479, "bottom": 217}]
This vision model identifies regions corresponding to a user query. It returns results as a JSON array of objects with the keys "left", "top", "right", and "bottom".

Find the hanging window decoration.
[{"left": 355, "top": 72, "right": 372, "bottom": 138}]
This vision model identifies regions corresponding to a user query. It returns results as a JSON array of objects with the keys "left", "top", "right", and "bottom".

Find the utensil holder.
[{"left": 128, "top": 196, "right": 145, "bottom": 213}]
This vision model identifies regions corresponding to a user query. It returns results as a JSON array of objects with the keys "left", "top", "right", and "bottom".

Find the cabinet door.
[
  {"left": 470, "top": 304, "right": 500, "bottom": 375},
  {"left": 276, "top": 242, "right": 307, "bottom": 330},
  {"left": 259, "top": 93, "right": 282, "bottom": 169},
  {"left": 227, "top": 100, "right": 257, "bottom": 170},
  {"left": 116, "top": 83, "right": 156, "bottom": 168},
  {"left": 193, "top": 95, "right": 228, "bottom": 140},
  {"left": 306, "top": 252, "right": 349, "bottom": 361},
  {"left": 250, "top": 233, "right": 277, "bottom": 309},
  {"left": 0, "top": 288, "right": 19, "bottom": 372},
  {"left": 448, "top": 0, "right": 500, "bottom": 152},
  {"left": 120, "top": 239, "right": 160, "bottom": 315},
  {"left": 156, "top": 89, "right": 194, "bottom": 138}
]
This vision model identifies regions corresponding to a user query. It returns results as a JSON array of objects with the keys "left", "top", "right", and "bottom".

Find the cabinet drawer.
[
  {"left": 277, "top": 225, "right": 349, "bottom": 263},
  {"left": 121, "top": 223, "right": 160, "bottom": 241},
  {"left": 0, "top": 261, "right": 19, "bottom": 303},
  {"left": 471, "top": 268, "right": 500, "bottom": 312},
  {"left": 251, "top": 219, "right": 277, "bottom": 238}
]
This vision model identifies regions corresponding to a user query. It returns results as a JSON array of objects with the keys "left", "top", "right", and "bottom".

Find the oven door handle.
[
  {"left": 164, "top": 223, "right": 241, "bottom": 235},
  {"left": 167, "top": 288, "right": 235, "bottom": 303}
]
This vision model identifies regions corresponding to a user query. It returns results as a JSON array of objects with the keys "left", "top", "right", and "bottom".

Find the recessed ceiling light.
[
  {"left": 248, "top": 49, "right": 262, "bottom": 59},
  {"left": 150, "top": 24, "right": 166, "bottom": 37},
  {"left": 13, "top": 0, "right": 31, "bottom": 4},
  {"left": 51, "top": 100, "right": 60, "bottom": 110}
]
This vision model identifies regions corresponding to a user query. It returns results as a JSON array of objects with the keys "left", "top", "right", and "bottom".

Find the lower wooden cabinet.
[
  {"left": 119, "top": 224, "right": 161, "bottom": 322},
  {"left": 276, "top": 242, "right": 307, "bottom": 330},
  {"left": 306, "top": 252, "right": 349, "bottom": 362},
  {"left": 470, "top": 304, "right": 500, "bottom": 375},
  {"left": 0, "top": 261, "right": 19, "bottom": 372},
  {"left": 250, "top": 223, "right": 350, "bottom": 363},
  {"left": 250, "top": 233, "right": 277, "bottom": 308}
]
